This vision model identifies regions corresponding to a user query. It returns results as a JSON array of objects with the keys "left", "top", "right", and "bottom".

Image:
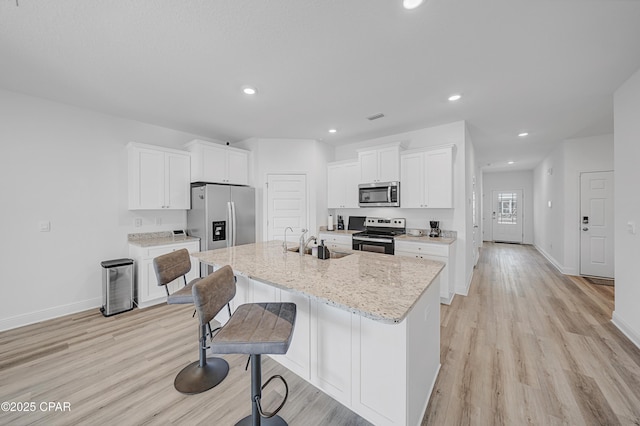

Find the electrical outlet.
[
  {"left": 134, "top": 218, "right": 142, "bottom": 227},
  {"left": 39, "top": 221, "right": 51, "bottom": 232},
  {"left": 155, "top": 217, "right": 162, "bottom": 226}
]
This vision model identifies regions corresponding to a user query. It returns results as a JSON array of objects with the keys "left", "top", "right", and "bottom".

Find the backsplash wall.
[{"left": 328, "top": 208, "right": 455, "bottom": 232}]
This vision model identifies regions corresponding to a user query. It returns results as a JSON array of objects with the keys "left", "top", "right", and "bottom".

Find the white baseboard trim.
[
  {"left": 612, "top": 311, "right": 640, "bottom": 350},
  {"left": 533, "top": 245, "right": 568, "bottom": 275},
  {"left": 440, "top": 292, "right": 455, "bottom": 305},
  {"left": 0, "top": 298, "right": 102, "bottom": 332},
  {"left": 455, "top": 270, "right": 473, "bottom": 296}
]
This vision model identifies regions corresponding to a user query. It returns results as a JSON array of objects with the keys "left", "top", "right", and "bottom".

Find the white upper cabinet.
[
  {"left": 327, "top": 161, "right": 360, "bottom": 209},
  {"left": 186, "top": 139, "right": 249, "bottom": 185},
  {"left": 358, "top": 144, "right": 402, "bottom": 183},
  {"left": 400, "top": 145, "right": 453, "bottom": 208},
  {"left": 127, "top": 142, "right": 191, "bottom": 210}
]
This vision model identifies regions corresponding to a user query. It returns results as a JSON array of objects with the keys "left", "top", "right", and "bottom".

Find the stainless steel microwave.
[{"left": 358, "top": 181, "right": 400, "bottom": 207}]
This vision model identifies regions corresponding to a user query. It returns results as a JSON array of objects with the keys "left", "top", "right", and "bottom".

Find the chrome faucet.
[
  {"left": 283, "top": 227, "right": 293, "bottom": 253},
  {"left": 299, "top": 229, "right": 308, "bottom": 256},
  {"left": 303, "top": 235, "right": 317, "bottom": 252}
]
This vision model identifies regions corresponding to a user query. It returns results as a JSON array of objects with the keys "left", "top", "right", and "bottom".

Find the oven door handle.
[{"left": 353, "top": 236, "right": 393, "bottom": 244}]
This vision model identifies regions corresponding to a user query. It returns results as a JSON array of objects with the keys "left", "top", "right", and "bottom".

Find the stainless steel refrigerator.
[{"left": 187, "top": 183, "right": 256, "bottom": 276}]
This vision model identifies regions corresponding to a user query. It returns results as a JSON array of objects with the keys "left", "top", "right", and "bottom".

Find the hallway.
[{"left": 425, "top": 242, "right": 640, "bottom": 425}]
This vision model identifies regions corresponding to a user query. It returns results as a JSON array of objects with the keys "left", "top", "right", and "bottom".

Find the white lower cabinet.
[
  {"left": 234, "top": 274, "right": 440, "bottom": 426},
  {"left": 318, "top": 232, "right": 352, "bottom": 252},
  {"left": 310, "top": 301, "right": 353, "bottom": 405},
  {"left": 395, "top": 239, "right": 456, "bottom": 304},
  {"left": 274, "top": 291, "right": 311, "bottom": 380},
  {"left": 128, "top": 240, "right": 200, "bottom": 309}
]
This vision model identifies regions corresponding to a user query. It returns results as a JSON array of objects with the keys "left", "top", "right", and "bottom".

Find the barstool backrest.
[
  {"left": 153, "top": 249, "right": 192, "bottom": 287},
  {"left": 192, "top": 265, "right": 236, "bottom": 326}
]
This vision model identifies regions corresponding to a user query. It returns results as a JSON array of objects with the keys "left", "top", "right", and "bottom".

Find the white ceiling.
[{"left": 2, "top": 0, "right": 640, "bottom": 171}]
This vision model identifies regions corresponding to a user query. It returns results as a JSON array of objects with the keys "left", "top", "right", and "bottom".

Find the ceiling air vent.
[{"left": 366, "top": 113, "right": 385, "bottom": 121}]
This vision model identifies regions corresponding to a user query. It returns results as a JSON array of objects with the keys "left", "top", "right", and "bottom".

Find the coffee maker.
[{"left": 429, "top": 220, "right": 441, "bottom": 237}]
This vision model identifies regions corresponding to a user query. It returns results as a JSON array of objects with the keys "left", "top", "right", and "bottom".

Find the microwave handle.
[{"left": 388, "top": 186, "right": 391, "bottom": 202}]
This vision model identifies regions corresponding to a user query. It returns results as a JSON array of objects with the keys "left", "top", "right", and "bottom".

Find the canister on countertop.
[{"left": 328, "top": 215, "right": 334, "bottom": 231}]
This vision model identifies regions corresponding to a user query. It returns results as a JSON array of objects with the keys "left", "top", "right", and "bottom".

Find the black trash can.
[{"left": 100, "top": 258, "right": 134, "bottom": 317}]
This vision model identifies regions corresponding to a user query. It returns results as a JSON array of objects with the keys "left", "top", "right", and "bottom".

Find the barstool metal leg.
[
  {"left": 236, "top": 354, "right": 288, "bottom": 426},
  {"left": 173, "top": 324, "right": 229, "bottom": 394}
]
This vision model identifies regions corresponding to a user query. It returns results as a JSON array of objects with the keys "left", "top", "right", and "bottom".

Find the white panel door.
[
  {"left": 492, "top": 190, "right": 523, "bottom": 243},
  {"left": 266, "top": 174, "right": 307, "bottom": 243},
  {"left": 580, "top": 171, "right": 614, "bottom": 278}
]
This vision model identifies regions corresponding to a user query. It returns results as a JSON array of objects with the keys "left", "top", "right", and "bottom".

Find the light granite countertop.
[
  {"left": 395, "top": 234, "right": 456, "bottom": 245},
  {"left": 317, "top": 229, "right": 362, "bottom": 235},
  {"left": 192, "top": 241, "right": 444, "bottom": 324},
  {"left": 128, "top": 232, "right": 200, "bottom": 248}
]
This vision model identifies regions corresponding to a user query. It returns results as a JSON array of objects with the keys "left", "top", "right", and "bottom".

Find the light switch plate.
[{"left": 39, "top": 221, "right": 51, "bottom": 232}]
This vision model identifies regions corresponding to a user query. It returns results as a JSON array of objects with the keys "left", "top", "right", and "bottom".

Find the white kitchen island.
[{"left": 192, "top": 241, "right": 443, "bottom": 426}]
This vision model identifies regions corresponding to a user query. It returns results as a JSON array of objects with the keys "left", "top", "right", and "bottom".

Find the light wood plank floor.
[
  {"left": 425, "top": 242, "right": 640, "bottom": 426},
  {"left": 1, "top": 242, "right": 639, "bottom": 425}
]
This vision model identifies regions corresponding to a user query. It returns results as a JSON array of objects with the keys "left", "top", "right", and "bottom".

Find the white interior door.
[
  {"left": 492, "top": 190, "right": 523, "bottom": 243},
  {"left": 580, "top": 171, "right": 614, "bottom": 278},
  {"left": 266, "top": 174, "right": 307, "bottom": 243}
]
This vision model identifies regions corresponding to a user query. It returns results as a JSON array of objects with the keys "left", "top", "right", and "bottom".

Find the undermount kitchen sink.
[{"left": 287, "top": 247, "right": 353, "bottom": 259}]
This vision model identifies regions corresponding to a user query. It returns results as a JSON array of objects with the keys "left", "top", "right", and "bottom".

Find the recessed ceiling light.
[
  {"left": 403, "top": 0, "right": 424, "bottom": 10},
  {"left": 328, "top": 129, "right": 337, "bottom": 134},
  {"left": 242, "top": 86, "right": 257, "bottom": 95},
  {"left": 518, "top": 132, "right": 529, "bottom": 137},
  {"left": 448, "top": 94, "right": 462, "bottom": 101},
  {"left": 508, "top": 161, "right": 515, "bottom": 165}
]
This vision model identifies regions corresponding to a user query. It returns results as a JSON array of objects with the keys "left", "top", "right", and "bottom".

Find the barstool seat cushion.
[
  {"left": 166, "top": 278, "right": 202, "bottom": 305},
  {"left": 211, "top": 302, "right": 296, "bottom": 355}
]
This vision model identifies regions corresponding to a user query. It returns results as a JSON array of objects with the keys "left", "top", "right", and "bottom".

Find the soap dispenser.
[{"left": 318, "top": 239, "right": 330, "bottom": 260}]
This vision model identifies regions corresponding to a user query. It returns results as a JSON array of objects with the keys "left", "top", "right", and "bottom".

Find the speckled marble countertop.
[
  {"left": 192, "top": 241, "right": 444, "bottom": 324},
  {"left": 395, "top": 234, "right": 456, "bottom": 245},
  {"left": 317, "top": 228, "right": 362, "bottom": 235},
  {"left": 128, "top": 232, "right": 200, "bottom": 248}
]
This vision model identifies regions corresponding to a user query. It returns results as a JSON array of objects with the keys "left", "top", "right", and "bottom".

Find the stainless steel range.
[{"left": 352, "top": 217, "right": 406, "bottom": 255}]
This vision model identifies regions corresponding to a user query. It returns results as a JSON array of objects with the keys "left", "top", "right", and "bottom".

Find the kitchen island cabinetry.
[
  {"left": 128, "top": 239, "right": 200, "bottom": 308},
  {"left": 127, "top": 143, "right": 191, "bottom": 210},
  {"left": 327, "top": 161, "right": 360, "bottom": 208},
  {"left": 357, "top": 143, "right": 403, "bottom": 183},
  {"left": 395, "top": 237, "right": 456, "bottom": 304},
  {"left": 400, "top": 145, "right": 453, "bottom": 208},
  {"left": 194, "top": 242, "right": 442, "bottom": 426},
  {"left": 185, "top": 139, "right": 249, "bottom": 185}
]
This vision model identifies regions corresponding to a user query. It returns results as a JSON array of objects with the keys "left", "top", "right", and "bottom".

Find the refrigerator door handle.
[
  {"left": 227, "top": 201, "right": 233, "bottom": 248},
  {"left": 231, "top": 201, "right": 237, "bottom": 246}
]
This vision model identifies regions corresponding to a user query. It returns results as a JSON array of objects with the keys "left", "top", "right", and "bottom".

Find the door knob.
[{"left": 582, "top": 227, "right": 589, "bottom": 231}]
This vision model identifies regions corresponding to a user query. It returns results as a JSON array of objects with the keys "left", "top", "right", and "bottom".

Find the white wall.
[
  {"left": 612, "top": 66, "right": 640, "bottom": 348},
  {"left": 0, "top": 89, "right": 216, "bottom": 331},
  {"left": 532, "top": 135, "right": 613, "bottom": 274},
  {"left": 235, "top": 137, "right": 334, "bottom": 242},
  {"left": 562, "top": 135, "right": 614, "bottom": 275},
  {"left": 482, "top": 170, "right": 534, "bottom": 244},
  {"left": 331, "top": 121, "right": 474, "bottom": 295},
  {"left": 533, "top": 144, "right": 566, "bottom": 269}
]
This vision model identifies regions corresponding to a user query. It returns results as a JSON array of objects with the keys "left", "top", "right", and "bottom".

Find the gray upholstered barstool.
[
  {"left": 168, "top": 265, "right": 236, "bottom": 394},
  {"left": 192, "top": 275, "right": 296, "bottom": 426},
  {"left": 153, "top": 248, "right": 200, "bottom": 302}
]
